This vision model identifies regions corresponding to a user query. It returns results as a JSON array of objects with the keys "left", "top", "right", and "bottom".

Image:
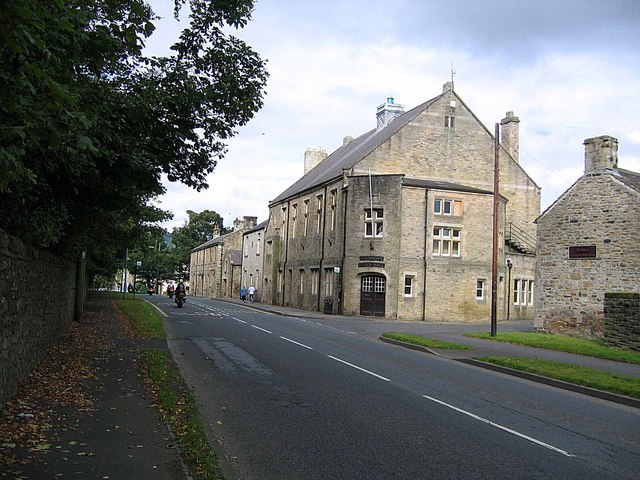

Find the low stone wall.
[
  {"left": 1, "top": 229, "right": 77, "bottom": 407},
  {"left": 604, "top": 292, "right": 640, "bottom": 351}
]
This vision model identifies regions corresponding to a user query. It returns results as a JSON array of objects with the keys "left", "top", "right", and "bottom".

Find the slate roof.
[
  {"left": 270, "top": 94, "right": 445, "bottom": 205},
  {"left": 402, "top": 178, "right": 493, "bottom": 195},
  {"left": 191, "top": 231, "right": 229, "bottom": 253},
  {"left": 228, "top": 250, "right": 242, "bottom": 266},
  {"left": 244, "top": 219, "right": 268, "bottom": 235},
  {"left": 617, "top": 168, "right": 640, "bottom": 193}
]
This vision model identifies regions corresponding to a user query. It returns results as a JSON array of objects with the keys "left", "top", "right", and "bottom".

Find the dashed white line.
[
  {"left": 327, "top": 355, "right": 390, "bottom": 382},
  {"left": 421, "top": 395, "right": 574, "bottom": 457},
  {"left": 251, "top": 325, "right": 272, "bottom": 334},
  {"left": 280, "top": 336, "right": 313, "bottom": 350},
  {"left": 233, "top": 317, "right": 247, "bottom": 324}
]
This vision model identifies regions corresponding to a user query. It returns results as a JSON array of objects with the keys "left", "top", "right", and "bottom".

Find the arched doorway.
[{"left": 360, "top": 274, "right": 386, "bottom": 317}]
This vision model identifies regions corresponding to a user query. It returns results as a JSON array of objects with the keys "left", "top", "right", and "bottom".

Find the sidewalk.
[
  {"left": 0, "top": 293, "right": 187, "bottom": 480},
  {"left": 221, "top": 298, "right": 640, "bottom": 409}
]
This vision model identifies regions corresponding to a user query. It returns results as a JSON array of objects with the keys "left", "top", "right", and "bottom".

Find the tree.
[{"left": 0, "top": 0, "right": 268, "bottom": 276}]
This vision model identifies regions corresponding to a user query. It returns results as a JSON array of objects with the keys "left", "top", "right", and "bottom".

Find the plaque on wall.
[{"left": 568, "top": 245, "right": 597, "bottom": 259}]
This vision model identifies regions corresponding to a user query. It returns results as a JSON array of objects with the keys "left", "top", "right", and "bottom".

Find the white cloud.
[{"left": 145, "top": 0, "right": 640, "bottom": 231}]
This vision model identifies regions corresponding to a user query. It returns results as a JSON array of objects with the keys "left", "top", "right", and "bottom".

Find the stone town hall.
[{"left": 256, "top": 82, "right": 540, "bottom": 321}]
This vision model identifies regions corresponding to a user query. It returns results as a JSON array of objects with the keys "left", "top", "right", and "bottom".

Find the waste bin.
[{"left": 324, "top": 298, "right": 333, "bottom": 314}]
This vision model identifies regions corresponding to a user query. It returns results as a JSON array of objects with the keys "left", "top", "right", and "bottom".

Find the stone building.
[
  {"left": 241, "top": 220, "right": 268, "bottom": 302},
  {"left": 261, "top": 82, "right": 540, "bottom": 322},
  {"left": 190, "top": 216, "right": 257, "bottom": 299},
  {"left": 534, "top": 135, "right": 640, "bottom": 337}
]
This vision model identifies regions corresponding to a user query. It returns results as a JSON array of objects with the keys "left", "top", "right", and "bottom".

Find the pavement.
[{"left": 2, "top": 294, "right": 638, "bottom": 480}]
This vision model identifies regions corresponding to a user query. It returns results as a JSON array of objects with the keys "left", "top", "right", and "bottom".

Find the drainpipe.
[{"left": 422, "top": 188, "right": 429, "bottom": 321}]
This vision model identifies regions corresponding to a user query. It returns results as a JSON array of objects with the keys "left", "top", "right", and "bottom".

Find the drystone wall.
[
  {"left": 604, "top": 292, "right": 640, "bottom": 351},
  {"left": 1, "top": 229, "right": 77, "bottom": 407}
]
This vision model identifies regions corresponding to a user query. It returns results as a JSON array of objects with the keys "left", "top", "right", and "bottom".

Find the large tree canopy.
[{"left": 0, "top": 0, "right": 268, "bottom": 273}]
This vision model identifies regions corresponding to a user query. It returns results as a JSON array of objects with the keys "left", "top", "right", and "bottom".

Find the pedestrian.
[
  {"left": 248, "top": 285, "right": 256, "bottom": 303},
  {"left": 240, "top": 286, "right": 247, "bottom": 303}
]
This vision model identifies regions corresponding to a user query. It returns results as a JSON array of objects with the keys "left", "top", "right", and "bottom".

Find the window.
[
  {"left": 445, "top": 115, "right": 455, "bottom": 128},
  {"left": 324, "top": 268, "right": 334, "bottom": 296},
  {"left": 432, "top": 227, "right": 461, "bottom": 257},
  {"left": 291, "top": 204, "right": 297, "bottom": 239},
  {"left": 299, "top": 269, "right": 305, "bottom": 294},
  {"left": 311, "top": 269, "right": 319, "bottom": 295},
  {"left": 281, "top": 207, "right": 287, "bottom": 239},
  {"left": 256, "top": 233, "right": 261, "bottom": 255},
  {"left": 330, "top": 190, "right": 337, "bottom": 231},
  {"left": 476, "top": 279, "right": 485, "bottom": 300},
  {"left": 364, "top": 208, "right": 384, "bottom": 238},
  {"left": 404, "top": 275, "right": 413, "bottom": 297},
  {"left": 303, "top": 200, "right": 309, "bottom": 236},
  {"left": 243, "top": 239, "right": 248, "bottom": 257},
  {"left": 316, "top": 194, "right": 323, "bottom": 234},
  {"left": 434, "top": 198, "right": 462, "bottom": 216},
  {"left": 513, "top": 278, "right": 533, "bottom": 305}
]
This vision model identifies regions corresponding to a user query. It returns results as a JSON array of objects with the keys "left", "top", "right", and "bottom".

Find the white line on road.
[
  {"left": 280, "top": 336, "right": 313, "bottom": 350},
  {"left": 327, "top": 355, "right": 390, "bottom": 382},
  {"left": 233, "top": 317, "right": 247, "bottom": 324},
  {"left": 421, "top": 395, "right": 574, "bottom": 457},
  {"left": 251, "top": 325, "right": 272, "bottom": 334}
]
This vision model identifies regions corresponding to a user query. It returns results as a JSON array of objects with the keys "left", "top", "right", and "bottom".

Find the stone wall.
[
  {"left": 604, "top": 292, "right": 640, "bottom": 351},
  {"left": 1, "top": 229, "right": 77, "bottom": 407}
]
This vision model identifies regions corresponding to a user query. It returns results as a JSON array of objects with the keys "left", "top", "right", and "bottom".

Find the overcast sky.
[{"left": 144, "top": 0, "right": 640, "bottom": 231}]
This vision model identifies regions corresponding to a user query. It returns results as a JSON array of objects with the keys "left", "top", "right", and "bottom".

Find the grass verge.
[
  {"left": 111, "top": 292, "right": 221, "bottom": 479},
  {"left": 382, "top": 332, "right": 472, "bottom": 350},
  {"left": 110, "top": 292, "right": 165, "bottom": 339},
  {"left": 464, "top": 332, "right": 640, "bottom": 364},
  {"left": 476, "top": 356, "right": 640, "bottom": 399},
  {"left": 141, "top": 350, "right": 222, "bottom": 479}
]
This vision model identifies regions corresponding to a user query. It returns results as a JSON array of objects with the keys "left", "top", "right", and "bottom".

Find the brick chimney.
[
  {"left": 500, "top": 111, "right": 520, "bottom": 163},
  {"left": 376, "top": 96, "right": 404, "bottom": 130},
  {"left": 304, "top": 147, "right": 327, "bottom": 174},
  {"left": 584, "top": 135, "right": 618, "bottom": 175}
]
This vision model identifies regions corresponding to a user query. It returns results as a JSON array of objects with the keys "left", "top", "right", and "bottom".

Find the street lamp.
[{"left": 506, "top": 259, "right": 513, "bottom": 321}]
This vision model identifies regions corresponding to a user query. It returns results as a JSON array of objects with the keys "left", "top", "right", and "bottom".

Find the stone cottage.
[
  {"left": 241, "top": 220, "right": 268, "bottom": 302},
  {"left": 534, "top": 135, "right": 640, "bottom": 337},
  {"left": 261, "top": 82, "right": 540, "bottom": 322},
  {"left": 190, "top": 216, "right": 257, "bottom": 300}
]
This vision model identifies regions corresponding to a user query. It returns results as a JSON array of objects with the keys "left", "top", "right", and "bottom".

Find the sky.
[{"left": 143, "top": 0, "right": 640, "bottom": 231}]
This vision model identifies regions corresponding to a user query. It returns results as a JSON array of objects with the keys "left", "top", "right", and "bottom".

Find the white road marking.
[
  {"left": 251, "top": 325, "right": 272, "bottom": 334},
  {"left": 280, "top": 336, "right": 313, "bottom": 350},
  {"left": 233, "top": 317, "right": 247, "bottom": 324},
  {"left": 421, "top": 395, "right": 574, "bottom": 457},
  {"left": 327, "top": 355, "right": 390, "bottom": 382}
]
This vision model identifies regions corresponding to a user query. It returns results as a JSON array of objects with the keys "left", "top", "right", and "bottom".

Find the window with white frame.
[
  {"left": 330, "top": 190, "right": 337, "bottom": 231},
  {"left": 432, "top": 227, "right": 461, "bottom": 257},
  {"left": 316, "top": 194, "right": 323, "bottom": 234},
  {"left": 444, "top": 115, "right": 455, "bottom": 128},
  {"left": 476, "top": 279, "right": 485, "bottom": 300},
  {"left": 311, "top": 269, "right": 319, "bottom": 295},
  {"left": 291, "top": 204, "right": 297, "bottom": 239},
  {"left": 256, "top": 233, "right": 261, "bottom": 255},
  {"left": 281, "top": 207, "right": 287, "bottom": 239},
  {"left": 303, "top": 200, "right": 309, "bottom": 236},
  {"left": 513, "top": 278, "right": 533, "bottom": 305},
  {"left": 324, "top": 268, "right": 334, "bottom": 296},
  {"left": 299, "top": 269, "right": 304, "bottom": 294},
  {"left": 404, "top": 275, "right": 414, "bottom": 297},
  {"left": 364, "top": 208, "right": 384, "bottom": 238},
  {"left": 434, "top": 198, "right": 463, "bottom": 216}
]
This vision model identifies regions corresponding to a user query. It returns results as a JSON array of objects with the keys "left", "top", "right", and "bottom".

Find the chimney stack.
[
  {"left": 376, "top": 96, "right": 404, "bottom": 130},
  {"left": 304, "top": 147, "right": 328, "bottom": 174},
  {"left": 584, "top": 135, "right": 618, "bottom": 175},
  {"left": 500, "top": 111, "right": 520, "bottom": 163}
]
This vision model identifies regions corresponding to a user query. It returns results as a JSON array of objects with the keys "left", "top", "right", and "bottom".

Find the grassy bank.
[
  {"left": 465, "top": 332, "right": 640, "bottom": 364},
  {"left": 382, "top": 332, "right": 471, "bottom": 350}
]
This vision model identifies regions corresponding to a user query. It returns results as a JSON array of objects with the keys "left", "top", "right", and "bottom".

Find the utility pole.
[{"left": 491, "top": 123, "right": 500, "bottom": 337}]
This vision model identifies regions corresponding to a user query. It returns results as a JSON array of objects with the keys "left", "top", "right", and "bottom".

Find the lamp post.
[{"left": 506, "top": 259, "right": 513, "bottom": 321}]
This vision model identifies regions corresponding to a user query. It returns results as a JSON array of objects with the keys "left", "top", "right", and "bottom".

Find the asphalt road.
[{"left": 148, "top": 295, "right": 640, "bottom": 480}]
